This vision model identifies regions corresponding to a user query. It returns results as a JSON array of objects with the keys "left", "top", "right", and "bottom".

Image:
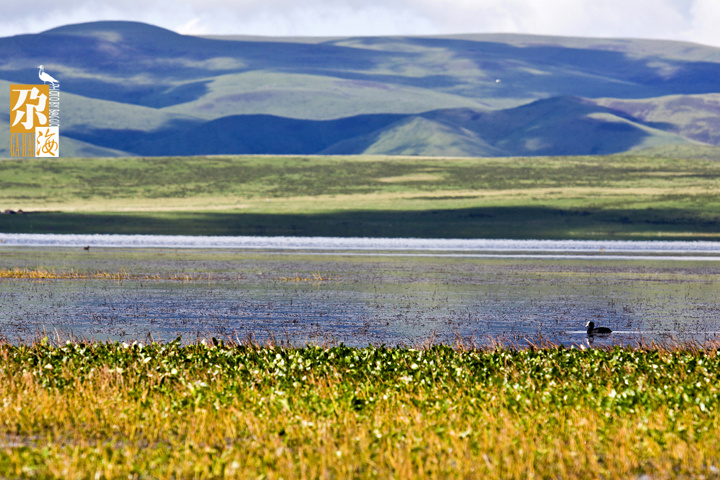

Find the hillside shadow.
[
  {"left": 115, "top": 114, "right": 407, "bottom": 156},
  {"left": 0, "top": 24, "right": 393, "bottom": 107},
  {"left": 401, "top": 37, "right": 720, "bottom": 98},
  {"left": 3, "top": 23, "right": 720, "bottom": 113},
  {"left": 2, "top": 206, "right": 717, "bottom": 240},
  {"left": 64, "top": 118, "right": 204, "bottom": 153},
  {"left": 64, "top": 99, "right": 656, "bottom": 157}
]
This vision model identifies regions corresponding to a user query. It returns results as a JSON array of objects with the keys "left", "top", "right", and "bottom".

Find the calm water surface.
[
  {"left": 1, "top": 241, "right": 719, "bottom": 346},
  {"left": 3, "top": 233, "right": 720, "bottom": 256}
]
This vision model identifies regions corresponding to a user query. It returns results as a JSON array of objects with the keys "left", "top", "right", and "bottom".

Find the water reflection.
[{"left": 1, "top": 248, "right": 719, "bottom": 346}]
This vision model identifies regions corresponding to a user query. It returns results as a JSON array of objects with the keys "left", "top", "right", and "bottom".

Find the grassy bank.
[
  {"left": 1, "top": 150, "right": 720, "bottom": 239},
  {"left": 1, "top": 341, "right": 719, "bottom": 479}
]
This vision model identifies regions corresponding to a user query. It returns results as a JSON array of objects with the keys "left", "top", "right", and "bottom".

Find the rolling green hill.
[
  {"left": 593, "top": 94, "right": 720, "bottom": 145},
  {"left": 1, "top": 21, "right": 720, "bottom": 157},
  {"left": 64, "top": 97, "right": 698, "bottom": 157}
]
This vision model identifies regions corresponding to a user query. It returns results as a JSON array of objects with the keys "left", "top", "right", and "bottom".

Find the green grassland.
[
  {"left": 161, "top": 71, "right": 488, "bottom": 121},
  {"left": 1, "top": 148, "right": 720, "bottom": 239},
  {"left": 1, "top": 341, "right": 719, "bottom": 479}
]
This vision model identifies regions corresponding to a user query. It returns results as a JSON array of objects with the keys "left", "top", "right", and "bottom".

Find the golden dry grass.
[
  {"left": 278, "top": 272, "right": 339, "bottom": 283},
  {"left": 0, "top": 268, "right": 214, "bottom": 282},
  {"left": 1, "top": 341, "right": 719, "bottom": 479}
]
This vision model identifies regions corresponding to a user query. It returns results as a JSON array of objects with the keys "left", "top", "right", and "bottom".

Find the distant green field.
[{"left": 1, "top": 150, "right": 719, "bottom": 239}]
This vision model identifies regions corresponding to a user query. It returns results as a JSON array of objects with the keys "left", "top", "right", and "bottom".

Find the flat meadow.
[{"left": 1, "top": 147, "right": 720, "bottom": 239}]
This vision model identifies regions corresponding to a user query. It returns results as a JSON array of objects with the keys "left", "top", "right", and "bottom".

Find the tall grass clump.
[
  {"left": 0, "top": 268, "right": 214, "bottom": 282},
  {"left": 0, "top": 340, "right": 719, "bottom": 479}
]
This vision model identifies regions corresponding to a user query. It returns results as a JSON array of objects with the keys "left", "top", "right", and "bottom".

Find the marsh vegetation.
[{"left": 1, "top": 340, "right": 719, "bottom": 479}]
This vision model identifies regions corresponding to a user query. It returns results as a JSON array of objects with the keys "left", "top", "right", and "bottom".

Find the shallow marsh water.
[{"left": 1, "top": 245, "right": 719, "bottom": 346}]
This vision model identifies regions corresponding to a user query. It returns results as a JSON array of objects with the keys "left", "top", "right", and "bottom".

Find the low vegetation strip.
[
  {"left": 0, "top": 268, "right": 216, "bottom": 282},
  {"left": 1, "top": 341, "right": 719, "bottom": 479},
  {"left": 0, "top": 267, "right": 132, "bottom": 280},
  {"left": 1, "top": 148, "right": 720, "bottom": 238},
  {"left": 278, "top": 272, "right": 339, "bottom": 283}
]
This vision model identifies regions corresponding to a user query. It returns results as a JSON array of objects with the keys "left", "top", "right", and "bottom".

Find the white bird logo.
[{"left": 37, "top": 65, "right": 58, "bottom": 86}]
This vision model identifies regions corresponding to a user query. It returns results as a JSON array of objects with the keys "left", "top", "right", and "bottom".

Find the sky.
[{"left": 3, "top": 0, "right": 720, "bottom": 47}]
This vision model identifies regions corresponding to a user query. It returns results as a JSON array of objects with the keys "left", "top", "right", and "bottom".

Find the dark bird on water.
[{"left": 586, "top": 321, "right": 612, "bottom": 336}]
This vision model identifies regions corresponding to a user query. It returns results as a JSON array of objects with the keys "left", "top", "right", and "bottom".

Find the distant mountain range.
[{"left": 1, "top": 21, "right": 720, "bottom": 157}]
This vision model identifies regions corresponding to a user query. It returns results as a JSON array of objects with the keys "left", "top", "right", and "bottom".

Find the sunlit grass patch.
[
  {"left": 376, "top": 172, "right": 445, "bottom": 183},
  {"left": 0, "top": 268, "right": 220, "bottom": 283},
  {"left": 0, "top": 267, "right": 131, "bottom": 280},
  {"left": 278, "top": 271, "right": 340, "bottom": 283},
  {"left": 1, "top": 339, "right": 719, "bottom": 478},
  {"left": 1, "top": 151, "right": 720, "bottom": 238}
]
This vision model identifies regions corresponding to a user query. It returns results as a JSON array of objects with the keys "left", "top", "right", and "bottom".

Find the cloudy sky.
[{"left": 4, "top": 0, "right": 720, "bottom": 47}]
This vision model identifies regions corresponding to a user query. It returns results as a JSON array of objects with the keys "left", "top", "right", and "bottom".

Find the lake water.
[
  {"left": 3, "top": 233, "right": 720, "bottom": 256},
  {"left": 1, "top": 235, "right": 719, "bottom": 347}
]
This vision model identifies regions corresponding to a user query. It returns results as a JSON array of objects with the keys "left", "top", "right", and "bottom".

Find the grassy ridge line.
[
  {"left": 6, "top": 23, "right": 720, "bottom": 158},
  {"left": 1, "top": 341, "right": 719, "bottom": 478},
  {"left": 1, "top": 151, "right": 719, "bottom": 239}
]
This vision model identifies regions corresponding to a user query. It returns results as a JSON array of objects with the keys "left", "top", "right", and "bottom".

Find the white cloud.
[
  {"left": 1, "top": 0, "right": 719, "bottom": 47},
  {"left": 175, "top": 2, "right": 437, "bottom": 37},
  {"left": 688, "top": 0, "right": 720, "bottom": 46}
]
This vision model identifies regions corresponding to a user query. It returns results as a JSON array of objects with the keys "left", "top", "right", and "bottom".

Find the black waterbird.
[{"left": 586, "top": 321, "right": 612, "bottom": 336}]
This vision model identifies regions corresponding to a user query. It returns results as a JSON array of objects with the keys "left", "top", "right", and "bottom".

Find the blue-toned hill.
[{"left": 0, "top": 21, "right": 719, "bottom": 157}]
